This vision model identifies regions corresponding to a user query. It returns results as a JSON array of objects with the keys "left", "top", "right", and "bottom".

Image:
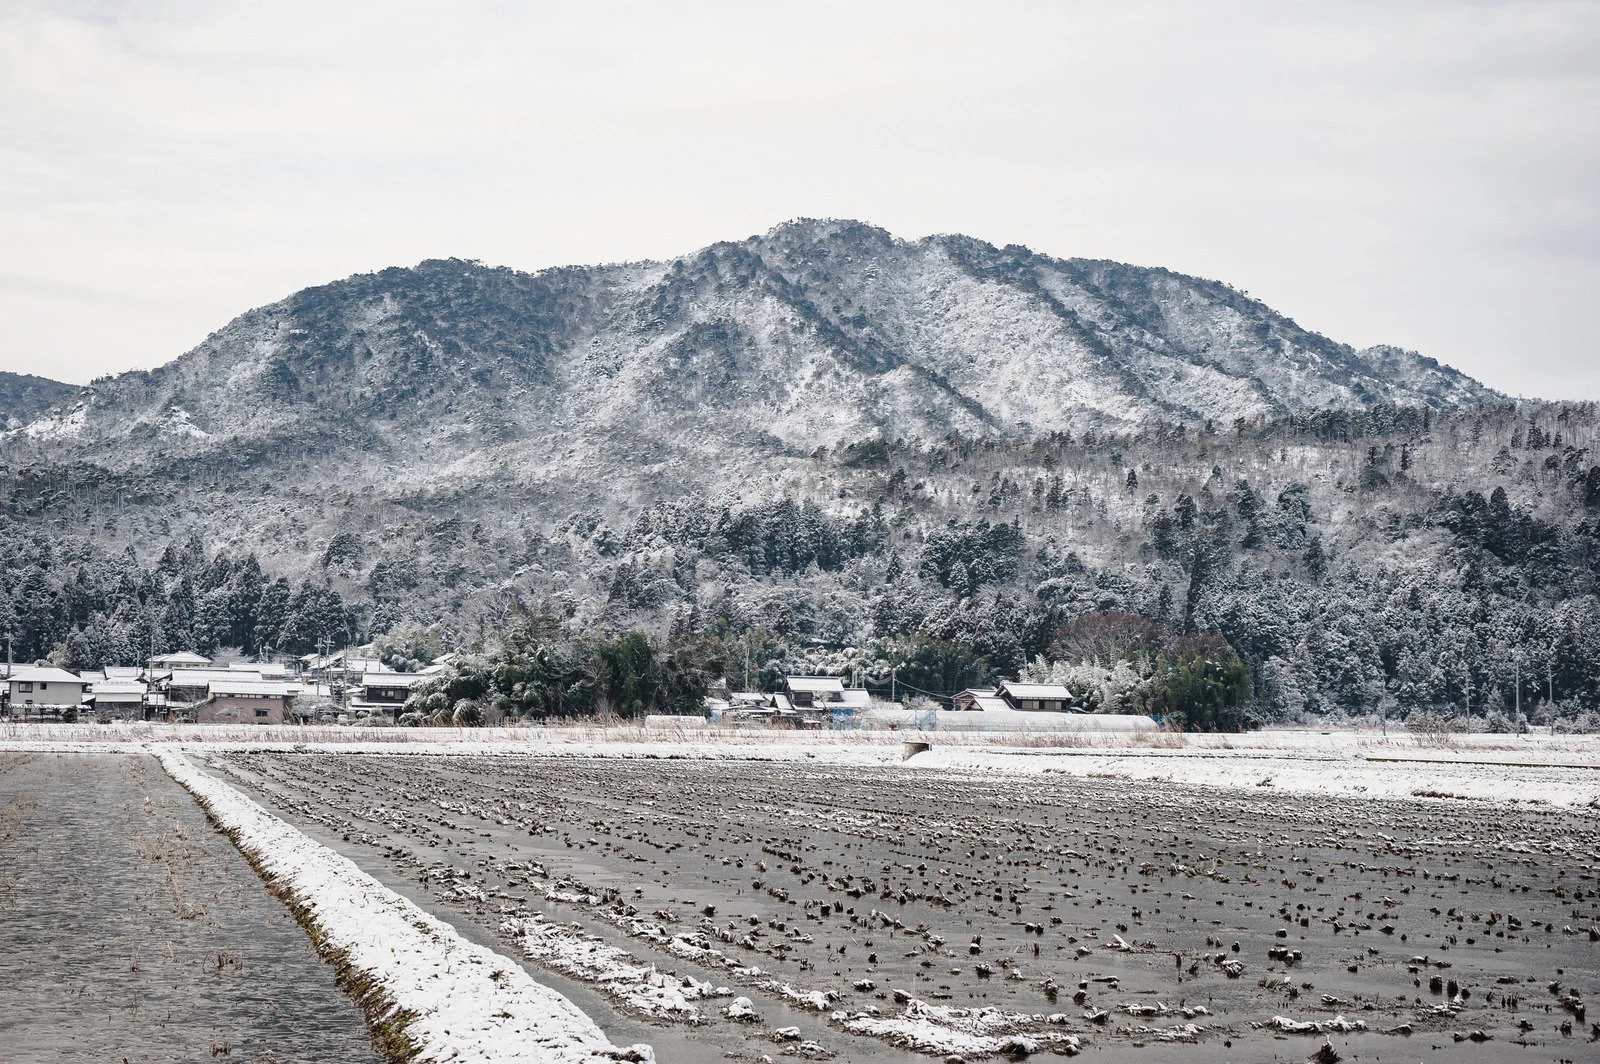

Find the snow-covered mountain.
[
  {"left": 6, "top": 219, "right": 1496, "bottom": 488},
  {"left": 0, "top": 371, "right": 79, "bottom": 430}
]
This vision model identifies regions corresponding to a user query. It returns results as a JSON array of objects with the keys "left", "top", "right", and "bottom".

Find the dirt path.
[{"left": 0, "top": 752, "right": 380, "bottom": 1063}]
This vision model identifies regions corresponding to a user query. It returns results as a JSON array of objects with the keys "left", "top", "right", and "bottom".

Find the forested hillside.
[
  {"left": 4, "top": 400, "right": 1598, "bottom": 731},
  {"left": 0, "top": 371, "right": 78, "bottom": 430}
]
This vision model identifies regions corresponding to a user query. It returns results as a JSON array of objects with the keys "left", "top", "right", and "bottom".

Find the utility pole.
[{"left": 890, "top": 666, "right": 897, "bottom": 705}]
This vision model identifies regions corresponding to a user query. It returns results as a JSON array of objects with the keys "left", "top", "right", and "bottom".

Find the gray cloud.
[{"left": 2, "top": 0, "right": 1596, "bottom": 398}]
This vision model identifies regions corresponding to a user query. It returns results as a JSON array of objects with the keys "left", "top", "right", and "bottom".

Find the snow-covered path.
[{"left": 156, "top": 748, "right": 653, "bottom": 1064}]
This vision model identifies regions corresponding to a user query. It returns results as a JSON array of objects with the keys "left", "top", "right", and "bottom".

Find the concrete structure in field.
[
  {"left": 3, "top": 666, "right": 91, "bottom": 717},
  {"left": 197, "top": 679, "right": 294, "bottom": 725}
]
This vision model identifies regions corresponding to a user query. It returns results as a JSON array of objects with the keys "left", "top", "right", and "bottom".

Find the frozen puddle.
[{"left": 157, "top": 747, "right": 653, "bottom": 1064}]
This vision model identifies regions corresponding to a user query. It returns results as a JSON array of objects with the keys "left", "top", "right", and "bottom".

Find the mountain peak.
[{"left": 5, "top": 222, "right": 1499, "bottom": 475}]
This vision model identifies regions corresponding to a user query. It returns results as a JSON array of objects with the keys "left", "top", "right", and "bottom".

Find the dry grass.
[{"left": 4, "top": 721, "right": 1596, "bottom": 773}]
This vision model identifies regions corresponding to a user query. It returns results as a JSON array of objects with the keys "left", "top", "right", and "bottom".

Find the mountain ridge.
[
  {"left": 5, "top": 219, "right": 1499, "bottom": 483},
  {"left": 1, "top": 227, "right": 1596, "bottom": 733}
]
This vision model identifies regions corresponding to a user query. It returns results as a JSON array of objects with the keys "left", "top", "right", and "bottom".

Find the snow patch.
[
  {"left": 836, "top": 998, "right": 1081, "bottom": 1057},
  {"left": 499, "top": 914, "right": 731, "bottom": 1021}
]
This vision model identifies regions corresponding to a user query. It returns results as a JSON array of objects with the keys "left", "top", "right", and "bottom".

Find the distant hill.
[
  {"left": 4, "top": 219, "right": 1498, "bottom": 487},
  {"left": 0, "top": 371, "right": 78, "bottom": 429},
  {"left": 8, "top": 222, "right": 1594, "bottom": 733}
]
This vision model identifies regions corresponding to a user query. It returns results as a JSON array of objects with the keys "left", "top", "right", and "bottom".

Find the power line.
[{"left": 867, "top": 676, "right": 958, "bottom": 703}]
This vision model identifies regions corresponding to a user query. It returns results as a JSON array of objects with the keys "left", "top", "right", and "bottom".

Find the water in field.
[{"left": 0, "top": 752, "right": 379, "bottom": 1063}]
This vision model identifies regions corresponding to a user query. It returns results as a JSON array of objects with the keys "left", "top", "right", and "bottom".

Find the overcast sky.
[{"left": 2, "top": 0, "right": 1596, "bottom": 398}]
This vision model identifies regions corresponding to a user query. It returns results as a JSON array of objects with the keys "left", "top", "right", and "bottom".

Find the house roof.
[
  {"left": 150, "top": 651, "right": 211, "bottom": 666},
  {"left": 997, "top": 681, "right": 1074, "bottom": 701},
  {"left": 90, "top": 680, "right": 147, "bottom": 702},
  {"left": 167, "top": 670, "right": 262, "bottom": 687},
  {"left": 784, "top": 676, "right": 845, "bottom": 694},
  {"left": 955, "top": 691, "right": 1010, "bottom": 712},
  {"left": 6, "top": 666, "right": 89, "bottom": 685},
  {"left": 230, "top": 661, "right": 289, "bottom": 677},
  {"left": 92, "top": 679, "right": 147, "bottom": 693},
  {"left": 210, "top": 680, "right": 293, "bottom": 697},
  {"left": 838, "top": 689, "right": 872, "bottom": 707},
  {"left": 362, "top": 671, "right": 426, "bottom": 688}
]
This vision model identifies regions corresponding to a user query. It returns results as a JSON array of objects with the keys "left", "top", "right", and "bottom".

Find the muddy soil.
[
  {"left": 211, "top": 750, "right": 1600, "bottom": 1063},
  {"left": 0, "top": 752, "right": 379, "bottom": 1063}
]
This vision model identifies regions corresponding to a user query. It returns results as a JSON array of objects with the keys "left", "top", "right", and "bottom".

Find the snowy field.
[
  {"left": 3, "top": 727, "right": 1596, "bottom": 1062},
  {"left": 4, "top": 721, "right": 1598, "bottom": 808}
]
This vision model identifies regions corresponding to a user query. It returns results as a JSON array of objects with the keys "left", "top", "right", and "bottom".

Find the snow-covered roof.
[
  {"left": 168, "top": 669, "right": 262, "bottom": 687},
  {"left": 210, "top": 680, "right": 293, "bottom": 697},
  {"left": 92, "top": 679, "right": 147, "bottom": 693},
  {"left": 997, "top": 681, "right": 1073, "bottom": 701},
  {"left": 784, "top": 676, "right": 845, "bottom": 694},
  {"left": 5, "top": 666, "right": 89, "bottom": 685},
  {"left": 956, "top": 692, "right": 1010, "bottom": 712},
  {"left": 103, "top": 666, "right": 142, "bottom": 680},
  {"left": 90, "top": 680, "right": 147, "bottom": 702},
  {"left": 770, "top": 693, "right": 794, "bottom": 711},
  {"left": 362, "top": 671, "right": 427, "bottom": 688},
  {"left": 150, "top": 651, "right": 211, "bottom": 666},
  {"left": 231, "top": 661, "right": 289, "bottom": 677},
  {"left": 838, "top": 689, "right": 872, "bottom": 707}
]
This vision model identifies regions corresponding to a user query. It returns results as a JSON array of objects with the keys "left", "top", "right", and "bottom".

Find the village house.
[
  {"left": 3, "top": 665, "right": 91, "bottom": 718},
  {"left": 352, "top": 670, "right": 427, "bottom": 716},
  {"left": 197, "top": 678, "right": 294, "bottom": 725},
  {"left": 994, "top": 681, "right": 1074, "bottom": 713},
  {"left": 163, "top": 668, "right": 260, "bottom": 709},
  {"left": 86, "top": 675, "right": 150, "bottom": 720},
  {"left": 731, "top": 676, "right": 872, "bottom": 728},
  {"left": 147, "top": 651, "right": 212, "bottom": 672},
  {"left": 300, "top": 651, "right": 384, "bottom": 684},
  {"left": 951, "top": 688, "right": 1010, "bottom": 712},
  {"left": 782, "top": 675, "right": 847, "bottom": 707}
]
